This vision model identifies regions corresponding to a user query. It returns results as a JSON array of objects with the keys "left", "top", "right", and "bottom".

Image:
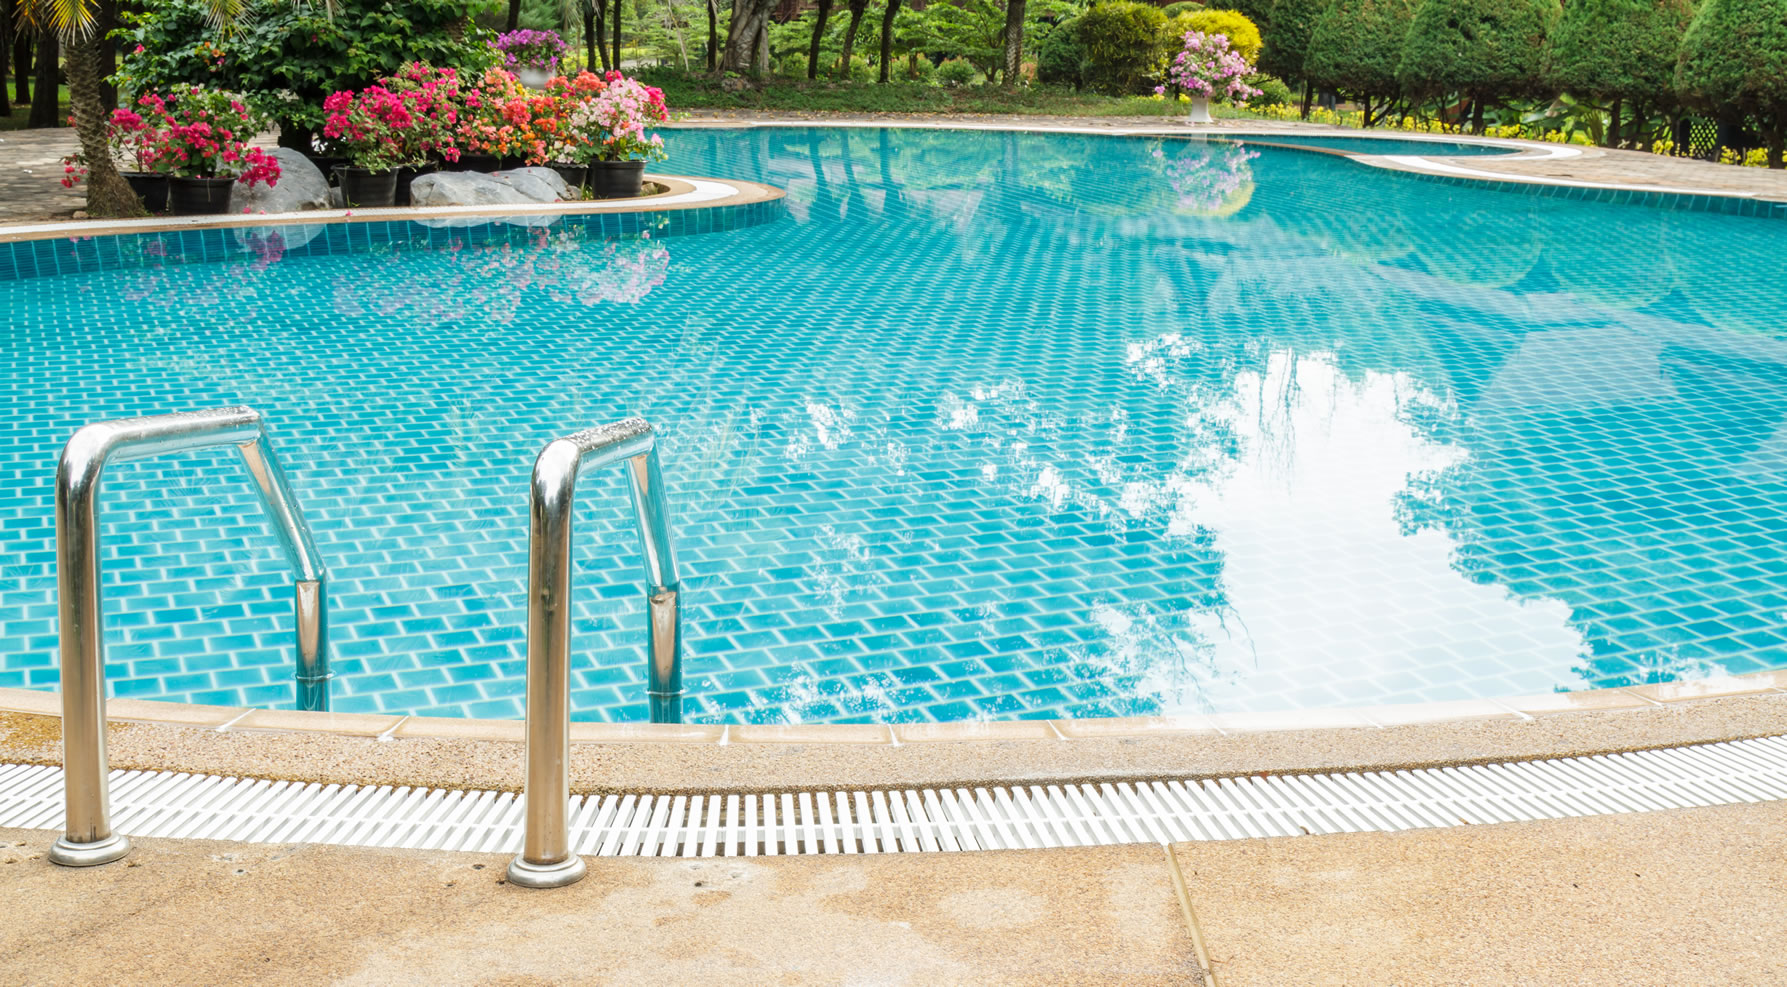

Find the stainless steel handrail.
[
  {"left": 508, "top": 418, "right": 683, "bottom": 889},
  {"left": 50, "top": 406, "right": 330, "bottom": 868}
]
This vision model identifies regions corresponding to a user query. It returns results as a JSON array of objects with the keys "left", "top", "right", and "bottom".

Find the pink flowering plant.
[
  {"left": 64, "top": 88, "right": 281, "bottom": 188},
  {"left": 492, "top": 29, "right": 568, "bottom": 73},
  {"left": 559, "top": 71, "right": 668, "bottom": 163},
  {"left": 375, "top": 62, "right": 467, "bottom": 163},
  {"left": 458, "top": 67, "right": 535, "bottom": 157},
  {"left": 1156, "top": 31, "right": 1261, "bottom": 103},
  {"left": 323, "top": 83, "right": 434, "bottom": 172}
]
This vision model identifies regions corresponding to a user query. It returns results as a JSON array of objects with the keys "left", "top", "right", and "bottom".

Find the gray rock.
[
  {"left": 491, "top": 166, "right": 570, "bottom": 202},
  {"left": 228, "top": 147, "right": 331, "bottom": 215},
  {"left": 409, "top": 171, "right": 537, "bottom": 208}
]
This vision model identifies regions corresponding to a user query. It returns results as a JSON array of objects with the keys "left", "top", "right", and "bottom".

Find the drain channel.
[{"left": 3, "top": 736, "right": 1785, "bottom": 856}]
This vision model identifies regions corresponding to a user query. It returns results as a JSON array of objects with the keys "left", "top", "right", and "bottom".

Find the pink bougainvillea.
[{"left": 1157, "top": 32, "right": 1261, "bottom": 102}]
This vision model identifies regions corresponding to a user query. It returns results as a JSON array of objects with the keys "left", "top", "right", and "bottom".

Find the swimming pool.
[{"left": 3, "top": 127, "right": 1784, "bottom": 724}]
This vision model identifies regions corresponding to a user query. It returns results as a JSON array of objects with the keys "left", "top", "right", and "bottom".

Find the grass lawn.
[
  {"left": 0, "top": 86, "right": 71, "bottom": 132},
  {"left": 638, "top": 74, "right": 1189, "bottom": 118}
]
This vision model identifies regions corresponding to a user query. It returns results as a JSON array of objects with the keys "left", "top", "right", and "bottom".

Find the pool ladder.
[{"left": 46, "top": 408, "right": 684, "bottom": 886}]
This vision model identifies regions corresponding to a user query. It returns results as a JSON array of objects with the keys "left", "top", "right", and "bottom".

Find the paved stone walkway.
[
  {"left": 0, "top": 127, "right": 83, "bottom": 222},
  {"left": 5, "top": 798, "right": 1783, "bottom": 984}
]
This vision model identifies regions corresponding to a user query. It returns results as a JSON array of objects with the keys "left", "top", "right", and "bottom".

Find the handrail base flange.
[
  {"left": 506, "top": 852, "right": 587, "bottom": 889},
  {"left": 49, "top": 832, "right": 130, "bottom": 868}
]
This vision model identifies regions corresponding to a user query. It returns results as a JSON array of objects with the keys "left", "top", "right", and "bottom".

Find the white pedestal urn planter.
[
  {"left": 517, "top": 66, "right": 552, "bottom": 89},
  {"left": 1186, "top": 95, "right": 1214, "bottom": 125}
]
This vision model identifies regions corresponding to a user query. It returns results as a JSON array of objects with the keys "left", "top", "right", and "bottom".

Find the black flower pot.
[
  {"left": 547, "top": 162, "right": 587, "bottom": 193},
  {"left": 393, "top": 163, "right": 436, "bottom": 206},
  {"left": 449, "top": 152, "right": 500, "bottom": 173},
  {"left": 498, "top": 155, "right": 527, "bottom": 171},
  {"left": 168, "top": 175, "right": 236, "bottom": 215},
  {"left": 587, "top": 160, "right": 646, "bottom": 199},
  {"left": 123, "top": 172, "right": 168, "bottom": 213},
  {"left": 306, "top": 154, "right": 347, "bottom": 180},
  {"left": 332, "top": 166, "right": 398, "bottom": 208}
]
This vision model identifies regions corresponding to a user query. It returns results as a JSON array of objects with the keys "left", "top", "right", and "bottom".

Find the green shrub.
[
  {"left": 906, "top": 52, "right": 938, "bottom": 82},
  {"left": 1676, "top": 0, "right": 1787, "bottom": 166},
  {"left": 1035, "top": 18, "right": 1086, "bottom": 88},
  {"left": 1397, "top": 0, "right": 1560, "bottom": 116},
  {"left": 1249, "top": 75, "right": 1294, "bottom": 105},
  {"left": 1255, "top": 0, "right": 1324, "bottom": 81},
  {"left": 1075, "top": 0, "right": 1170, "bottom": 94},
  {"left": 1161, "top": 1, "right": 1207, "bottom": 15},
  {"left": 113, "top": 0, "right": 496, "bottom": 144},
  {"left": 1305, "top": 0, "right": 1417, "bottom": 101},
  {"left": 1173, "top": 8, "right": 1263, "bottom": 61},
  {"left": 936, "top": 56, "right": 979, "bottom": 86},
  {"left": 1549, "top": 0, "right": 1694, "bottom": 105}
]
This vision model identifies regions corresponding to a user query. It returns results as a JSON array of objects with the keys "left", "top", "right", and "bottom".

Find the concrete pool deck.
[{"left": 5, "top": 797, "right": 1783, "bottom": 984}]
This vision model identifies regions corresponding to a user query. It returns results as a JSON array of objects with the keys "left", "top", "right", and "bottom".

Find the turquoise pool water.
[{"left": 2, "top": 127, "right": 1784, "bottom": 723}]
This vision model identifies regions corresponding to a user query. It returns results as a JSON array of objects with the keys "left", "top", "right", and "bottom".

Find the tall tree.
[
  {"left": 1259, "top": 0, "right": 1324, "bottom": 116},
  {"left": 1677, "top": 0, "right": 1787, "bottom": 167},
  {"left": 836, "top": 0, "right": 867, "bottom": 78},
  {"left": 14, "top": 27, "right": 29, "bottom": 105},
  {"left": 1305, "top": 0, "right": 1417, "bottom": 126},
  {"left": 807, "top": 0, "right": 833, "bottom": 78},
  {"left": 1550, "top": 0, "right": 1694, "bottom": 146},
  {"left": 1398, "top": 0, "right": 1561, "bottom": 133},
  {"left": 999, "top": 0, "right": 1024, "bottom": 86},
  {"left": 706, "top": 0, "right": 719, "bottom": 70},
  {"left": 612, "top": 0, "right": 622, "bottom": 68},
  {"left": 506, "top": 0, "right": 522, "bottom": 31},
  {"left": 719, "top": 0, "right": 774, "bottom": 72},
  {"left": 877, "top": 0, "right": 900, "bottom": 81},
  {"left": 0, "top": 0, "right": 11, "bottom": 116},
  {"left": 27, "top": 29, "right": 57, "bottom": 128}
]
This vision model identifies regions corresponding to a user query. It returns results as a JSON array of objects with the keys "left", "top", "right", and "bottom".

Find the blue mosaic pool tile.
[{"left": 3, "top": 127, "right": 1786, "bottom": 724}]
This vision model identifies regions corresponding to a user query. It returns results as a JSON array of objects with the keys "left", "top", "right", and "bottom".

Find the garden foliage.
[
  {"left": 1253, "top": 0, "right": 1323, "bottom": 82},
  {"left": 1396, "top": 0, "right": 1561, "bottom": 104},
  {"left": 1548, "top": 0, "right": 1695, "bottom": 105},
  {"left": 1304, "top": 0, "right": 1416, "bottom": 101},
  {"left": 114, "top": 0, "right": 498, "bottom": 142},
  {"left": 1073, "top": 1, "right": 1170, "bottom": 94},
  {"left": 1173, "top": 9, "right": 1262, "bottom": 61},
  {"left": 1676, "top": 0, "right": 1787, "bottom": 163}
]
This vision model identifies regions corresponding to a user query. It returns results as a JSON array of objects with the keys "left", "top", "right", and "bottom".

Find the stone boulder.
[
  {"left": 490, "top": 167, "right": 571, "bottom": 202},
  {"left": 228, "top": 148, "right": 331, "bottom": 215},
  {"left": 410, "top": 168, "right": 570, "bottom": 209}
]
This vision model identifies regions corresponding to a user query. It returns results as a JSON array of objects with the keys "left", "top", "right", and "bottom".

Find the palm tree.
[{"left": 29, "top": 0, "right": 136, "bottom": 216}]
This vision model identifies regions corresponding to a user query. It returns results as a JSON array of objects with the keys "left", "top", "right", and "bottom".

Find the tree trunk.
[
  {"left": 807, "top": 0, "right": 832, "bottom": 80},
  {"left": 836, "top": 0, "right": 866, "bottom": 79},
  {"left": 28, "top": 30, "right": 57, "bottom": 128},
  {"left": 505, "top": 0, "right": 521, "bottom": 32},
  {"left": 666, "top": 0, "right": 690, "bottom": 70},
  {"left": 1766, "top": 123, "right": 1784, "bottom": 169},
  {"left": 1000, "top": 0, "right": 1024, "bottom": 88},
  {"left": 1608, "top": 97, "right": 1621, "bottom": 149},
  {"left": 0, "top": 0, "right": 11, "bottom": 117},
  {"left": 594, "top": 0, "right": 611, "bottom": 71},
  {"left": 1298, "top": 78, "right": 1311, "bottom": 120},
  {"left": 751, "top": 17, "right": 768, "bottom": 73},
  {"left": 66, "top": 31, "right": 138, "bottom": 217},
  {"left": 12, "top": 27, "right": 27, "bottom": 105},
  {"left": 706, "top": 0, "right": 718, "bottom": 71},
  {"left": 719, "top": 0, "right": 773, "bottom": 74},
  {"left": 585, "top": 3, "right": 598, "bottom": 71},
  {"left": 877, "top": 0, "right": 899, "bottom": 83},
  {"left": 98, "top": 0, "right": 116, "bottom": 110},
  {"left": 612, "top": 0, "right": 622, "bottom": 70},
  {"left": 1470, "top": 96, "right": 1484, "bottom": 135}
]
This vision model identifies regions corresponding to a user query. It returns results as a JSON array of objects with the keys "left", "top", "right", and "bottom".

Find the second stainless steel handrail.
[
  {"left": 50, "top": 406, "right": 330, "bottom": 868},
  {"left": 508, "top": 418, "right": 683, "bottom": 889}
]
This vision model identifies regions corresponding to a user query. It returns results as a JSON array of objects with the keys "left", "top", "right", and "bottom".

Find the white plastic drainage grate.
[{"left": 4, "top": 736, "right": 1787, "bottom": 856}]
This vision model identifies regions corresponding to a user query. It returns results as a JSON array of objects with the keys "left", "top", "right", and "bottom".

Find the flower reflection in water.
[{"left": 1153, "top": 140, "right": 1260, "bottom": 217}]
